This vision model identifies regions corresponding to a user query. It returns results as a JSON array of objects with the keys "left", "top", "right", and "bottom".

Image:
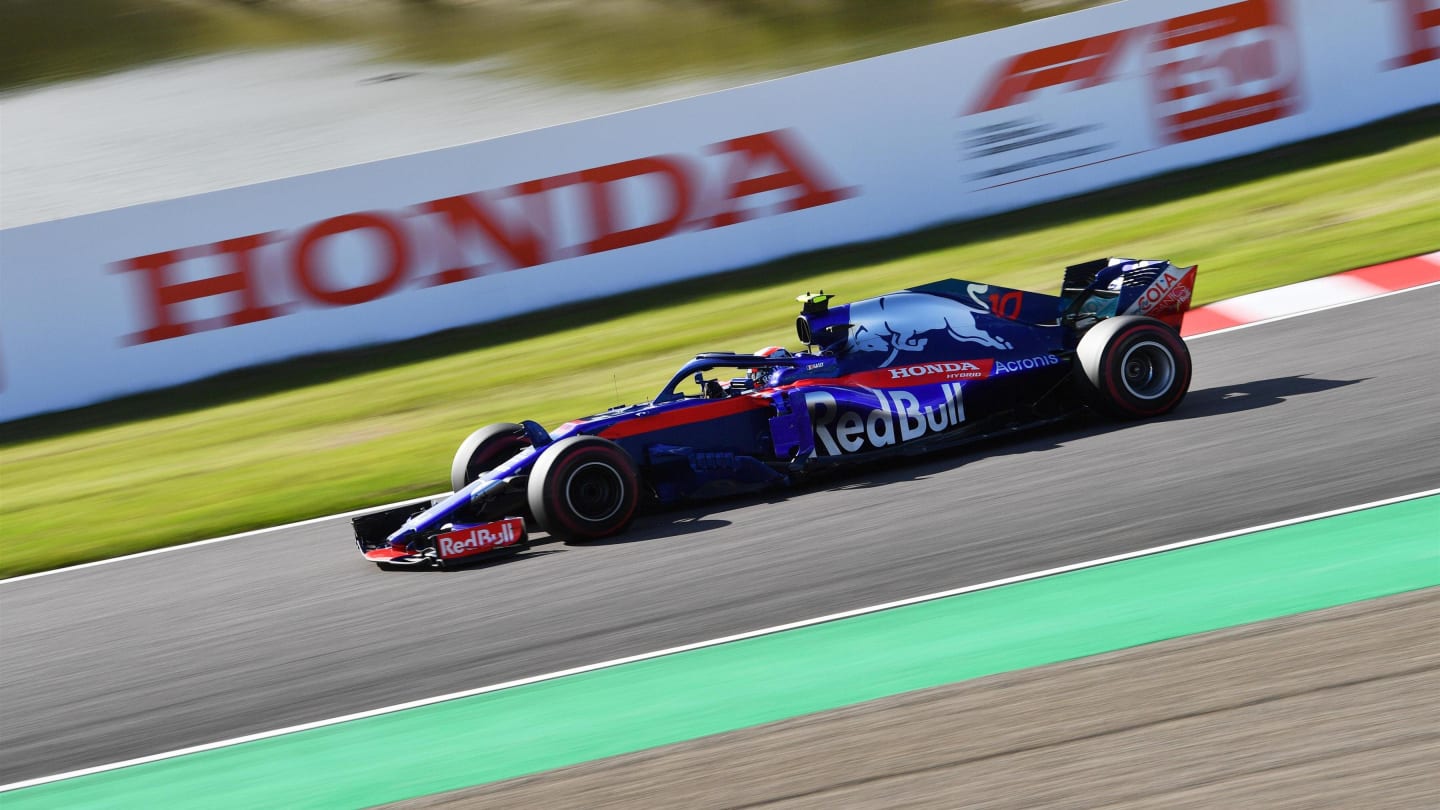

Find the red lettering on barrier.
[
  {"left": 115, "top": 234, "right": 278, "bottom": 344},
  {"left": 114, "top": 129, "right": 852, "bottom": 344},
  {"left": 293, "top": 212, "right": 408, "bottom": 307},
  {"left": 1149, "top": 0, "right": 1298, "bottom": 143},
  {"left": 580, "top": 156, "right": 694, "bottom": 254},
  {"left": 708, "top": 130, "right": 855, "bottom": 227},
  {"left": 420, "top": 192, "right": 546, "bottom": 285},
  {"left": 971, "top": 31, "right": 1128, "bottom": 113},
  {"left": 1385, "top": 0, "right": 1440, "bottom": 67}
]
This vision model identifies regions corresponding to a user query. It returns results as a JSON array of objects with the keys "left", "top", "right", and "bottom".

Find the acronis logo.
[{"left": 992, "top": 354, "right": 1062, "bottom": 375}]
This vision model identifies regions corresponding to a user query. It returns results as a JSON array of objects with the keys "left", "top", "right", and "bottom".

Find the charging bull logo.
[
  {"left": 805, "top": 384, "right": 966, "bottom": 456},
  {"left": 846, "top": 293, "right": 1012, "bottom": 367}
]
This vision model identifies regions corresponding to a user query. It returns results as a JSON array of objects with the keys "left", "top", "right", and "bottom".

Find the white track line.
[
  {"left": 3, "top": 487, "right": 1436, "bottom": 793},
  {"left": 4, "top": 278, "right": 1437, "bottom": 587},
  {"left": 0, "top": 493, "right": 446, "bottom": 586}
]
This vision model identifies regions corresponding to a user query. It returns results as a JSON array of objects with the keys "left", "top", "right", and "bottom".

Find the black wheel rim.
[
  {"left": 563, "top": 461, "right": 625, "bottom": 523},
  {"left": 1119, "top": 340, "right": 1176, "bottom": 400}
]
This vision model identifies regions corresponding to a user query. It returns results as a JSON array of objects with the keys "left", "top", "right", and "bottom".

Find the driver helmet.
[{"left": 750, "top": 346, "right": 792, "bottom": 388}]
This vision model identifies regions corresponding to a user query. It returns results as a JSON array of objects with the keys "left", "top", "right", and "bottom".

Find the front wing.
[{"left": 354, "top": 503, "right": 528, "bottom": 567}]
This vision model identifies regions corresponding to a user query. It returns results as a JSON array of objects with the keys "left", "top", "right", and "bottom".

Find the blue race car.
[{"left": 356, "top": 257, "right": 1197, "bottom": 567}]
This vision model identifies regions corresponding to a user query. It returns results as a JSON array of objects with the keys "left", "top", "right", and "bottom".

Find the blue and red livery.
[{"left": 356, "top": 257, "right": 1197, "bottom": 567}]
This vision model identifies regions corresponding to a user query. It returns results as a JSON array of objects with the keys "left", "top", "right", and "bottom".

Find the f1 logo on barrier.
[
  {"left": 970, "top": 0, "right": 1301, "bottom": 143},
  {"left": 969, "top": 31, "right": 1128, "bottom": 113}
]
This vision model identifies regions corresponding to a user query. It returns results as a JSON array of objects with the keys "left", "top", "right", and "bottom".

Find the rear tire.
[
  {"left": 450, "top": 422, "right": 531, "bottom": 491},
  {"left": 527, "top": 436, "right": 640, "bottom": 543},
  {"left": 1073, "top": 316, "right": 1191, "bottom": 419}
]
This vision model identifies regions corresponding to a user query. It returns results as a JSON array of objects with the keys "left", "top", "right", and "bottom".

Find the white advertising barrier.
[{"left": 1, "top": 0, "right": 1436, "bottom": 421}]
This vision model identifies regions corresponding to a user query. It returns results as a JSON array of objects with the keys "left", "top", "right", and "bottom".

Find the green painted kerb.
[{"left": 9, "top": 496, "right": 1439, "bottom": 809}]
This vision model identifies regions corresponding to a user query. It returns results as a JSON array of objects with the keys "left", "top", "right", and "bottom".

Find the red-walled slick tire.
[
  {"left": 1074, "top": 316, "right": 1191, "bottom": 419},
  {"left": 450, "top": 422, "right": 531, "bottom": 491},
  {"left": 527, "top": 436, "right": 641, "bottom": 543}
]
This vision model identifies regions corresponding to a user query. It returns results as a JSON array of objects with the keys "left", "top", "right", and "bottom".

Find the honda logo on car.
[
  {"left": 806, "top": 384, "right": 965, "bottom": 456},
  {"left": 888, "top": 361, "right": 988, "bottom": 381},
  {"left": 436, "top": 518, "right": 524, "bottom": 559},
  {"left": 822, "top": 360, "right": 995, "bottom": 388}
]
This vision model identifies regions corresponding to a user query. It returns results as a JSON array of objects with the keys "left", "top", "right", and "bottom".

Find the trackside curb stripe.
[
  {"left": 1179, "top": 251, "right": 1440, "bottom": 336},
  {"left": 2, "top": 487, "right": 1437, "bottom": 793},
  {"left": 1177, "top": 280, "right": 1440, "bottom": 340}
]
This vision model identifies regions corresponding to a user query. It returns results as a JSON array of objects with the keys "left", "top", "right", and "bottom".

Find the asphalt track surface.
[{"left": 3, "top": 288, "right": 1439, "bottom": 785}]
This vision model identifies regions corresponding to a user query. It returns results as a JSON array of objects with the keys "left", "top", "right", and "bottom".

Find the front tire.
[
  {"left": 527, "top": 436, "right": 640, "bottom": 543},
  {"left": 1073, "top": 316, "right": 1191, "bottom": 419},
  {"left": 451, "top": 422, "right": 531, "bottom": 491}
]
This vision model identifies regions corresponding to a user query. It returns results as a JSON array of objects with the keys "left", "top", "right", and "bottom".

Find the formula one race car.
[{"left": 356, "top": 257, "right": 1197, "bottom": 568}]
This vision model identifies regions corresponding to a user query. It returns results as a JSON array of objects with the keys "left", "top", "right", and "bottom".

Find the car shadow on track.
[
  {"left": 530, "top": 374, "right": 1365, "bottom": 549},
  {"left": 1168, "top": 374, "right": 1364, "bottom": 419},
  {"left": 771, "top": 376, "right": 1365, "bottom": 494},
  {"left": 574, "top": 516, "right": 737, "bottom": 546}
]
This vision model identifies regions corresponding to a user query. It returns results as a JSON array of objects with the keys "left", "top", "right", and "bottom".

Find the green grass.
[
  {"left": 0, "top": 0, "right": 1106, "bottom": 91},
  {"left": 2, "top": 108, "right": 1437, "bottom": 577}
]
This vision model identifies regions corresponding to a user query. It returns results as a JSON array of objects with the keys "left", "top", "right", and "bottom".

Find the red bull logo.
[
  {"left": 805, "top": 384, "right": 966, "bottom": 457},
  {"left": 436, "top": 518, "right": 524, "bottom": 559}
]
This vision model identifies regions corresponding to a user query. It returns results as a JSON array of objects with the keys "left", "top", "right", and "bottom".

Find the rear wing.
[{"left": 1061, "top": 258, "right": 1197, "bottom": 330}]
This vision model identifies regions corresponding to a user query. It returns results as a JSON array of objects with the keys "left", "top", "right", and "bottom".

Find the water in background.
[{"left": 0, "top": 0, "right": 1107, "bottom": 226}]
